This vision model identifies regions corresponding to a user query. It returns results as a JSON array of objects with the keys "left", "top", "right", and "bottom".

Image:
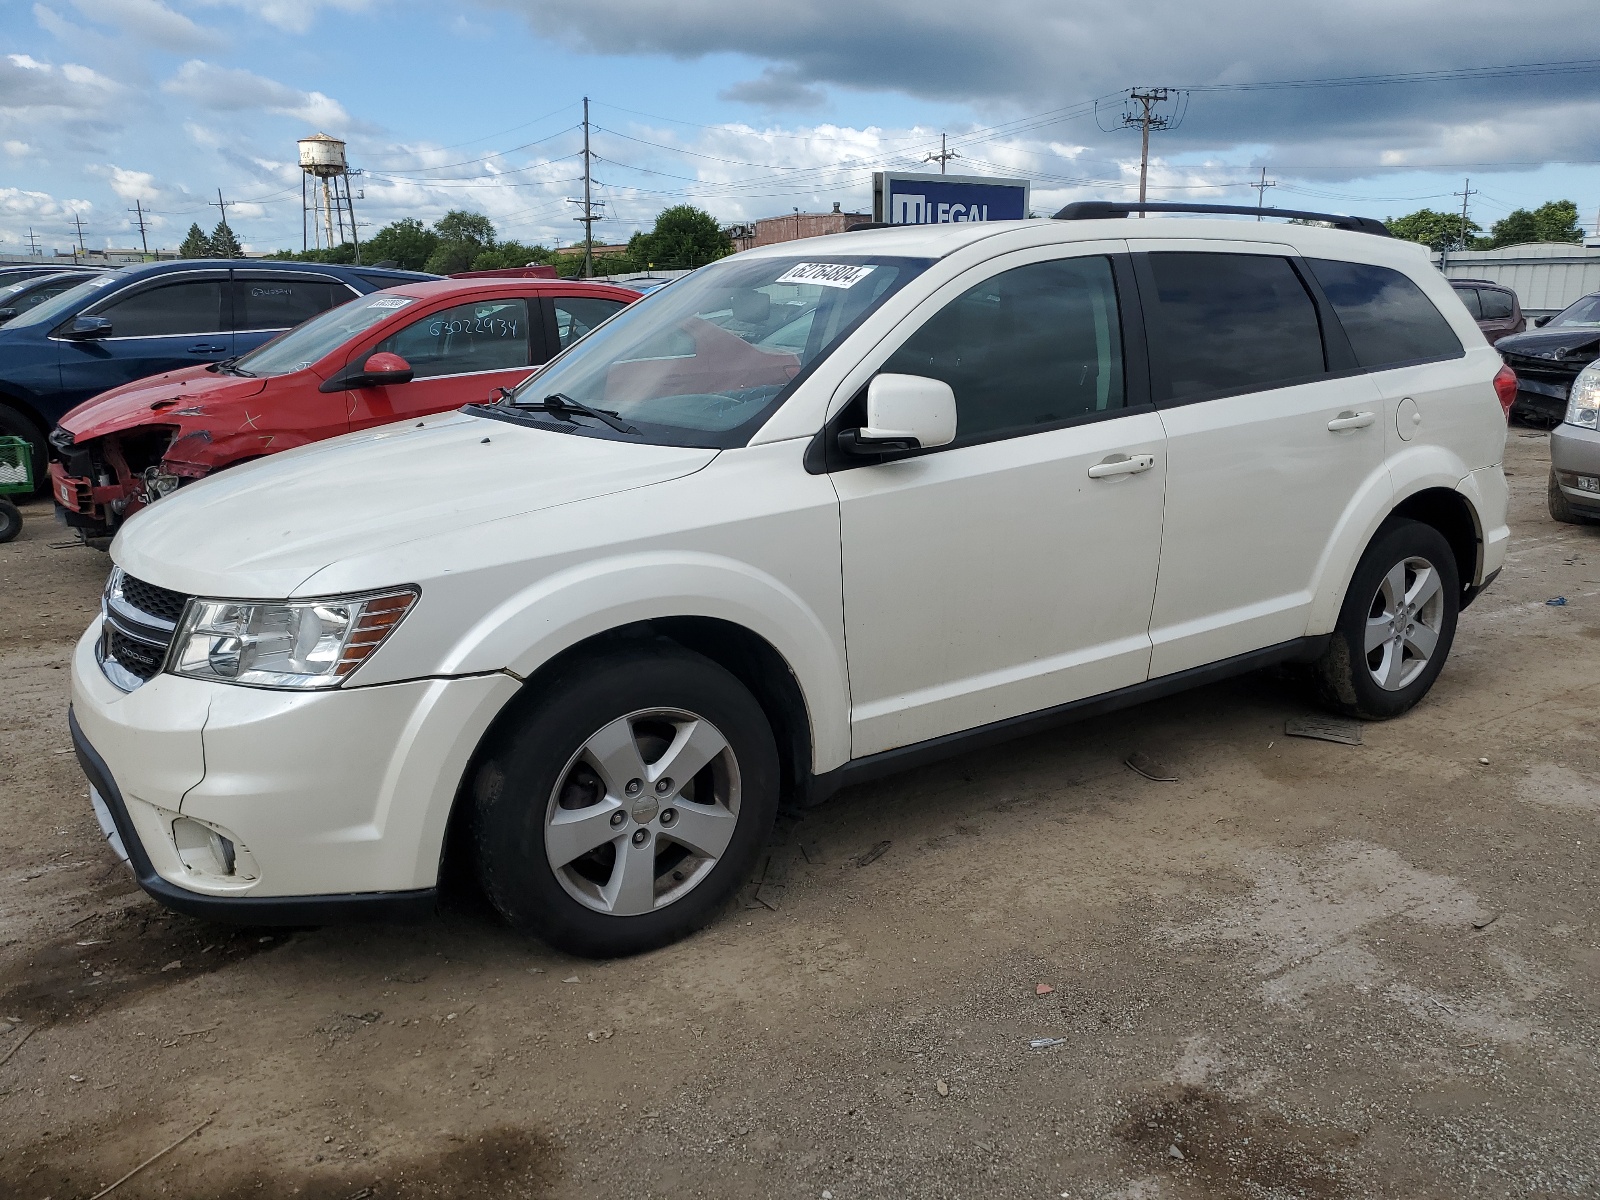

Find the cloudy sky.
[{"left": 3, "top": 0, "right": 1598, "bottom": 256}]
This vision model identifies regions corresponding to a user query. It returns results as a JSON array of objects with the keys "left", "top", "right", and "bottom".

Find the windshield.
[
  {"left": 232, "top": 291, "right": 417, "bottom": 377},
  {"left": 4, "top": 270, "right": 124, "bottom": 330},
  {"left": 1548, "top": 294, "right": 1600, "bottom": 329},
  {"left": 506, "top": 253, "right": 929, "bottom": 446}
]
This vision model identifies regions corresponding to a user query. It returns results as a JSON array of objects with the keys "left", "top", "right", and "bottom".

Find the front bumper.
[
  {"left": 1550, "top": 421, "right": 1600, "bottom": 517},
  {"left": 69, "top": 617, "right": 521, "bottom": 922}
]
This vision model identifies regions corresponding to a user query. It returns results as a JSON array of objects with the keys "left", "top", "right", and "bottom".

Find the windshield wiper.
[
  {"left": 516, "top": 391, "right": 640, "bottom": 436},
  {"left": 210, "top": 356, "right": 255, "bottom": 377}
]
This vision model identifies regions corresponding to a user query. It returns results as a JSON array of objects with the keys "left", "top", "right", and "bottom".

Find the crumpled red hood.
[{"left": 60, "top": 366, "right": 267, "bottom": 441}]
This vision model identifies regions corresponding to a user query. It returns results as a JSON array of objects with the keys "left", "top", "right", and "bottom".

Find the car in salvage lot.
[
  {"left": 69, "top": 205, "right": 1511, "bottom": 958},
  {"left": 1494, "top": 289, "right": 1600, "bottom": 425},
  {"left": 48, "top": 278, "right": 639, "bottom": 539}
]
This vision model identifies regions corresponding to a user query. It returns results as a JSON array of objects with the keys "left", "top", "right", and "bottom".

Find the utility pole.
[
  {"left": 129, "top": 199, "right": 150, "bottom": 257},
  {"left": 1249, "top": 168, "right": 1276, "bottom": 220},
  {"left": 794, "top": 207, "right": 801, "bottom": 240},
  {"left": 71, "top": 212, "right": 88, "bottom": 257},
  {"left": 1121, "top": 88, "right": 1176, "bottom": 216},
  {"left": 924, "top": 133, "right": 961, "bottom": 175},
  {"left": 25, "top": 228, "right": 41, "bottom": 256},
  {"left": 209, "top": 189, "right": 236, "bottom": 257},
  {"left": 1454, "top": 177, "right": 1478, "bottom": 251},
  {"left": 577, "top": 96, "right": 597, "bottom": 277}
]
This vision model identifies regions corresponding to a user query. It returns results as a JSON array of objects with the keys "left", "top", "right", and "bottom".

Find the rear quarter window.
[{"left": 1307, "top": 259, "right": 1464, "bottom": 369}]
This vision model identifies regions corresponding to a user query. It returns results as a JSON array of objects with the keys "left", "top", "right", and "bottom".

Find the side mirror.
[
  {"left": 839, "top": 373, "right": 957, "bottom": 456},
  {"left": 0, "top": 308, "right": 15, "bottom": 323},
  {"left": 1534, "top": 315, "right": 1552, "bottom": 327},
  {"left": 362, "top": 352, "right": 414, "bottom": 385},
  {"left": 63, "top": 315, "right": 113, "bottom": 340}
]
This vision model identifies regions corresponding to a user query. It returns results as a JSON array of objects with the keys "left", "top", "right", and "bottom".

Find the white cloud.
[
  {"left": 68, "top": 0, "right": 226, "bottom": 51},
  {"left": 193, "top": 0, "right": 375, "bottom": 35},
  {"left": 161, "top": 59, "right": 351, "bottom": 128},
  {"left": 4, "top": 140, "right": 33, "bottom": 156}
]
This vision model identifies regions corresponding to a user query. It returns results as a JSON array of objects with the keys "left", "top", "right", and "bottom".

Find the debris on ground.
[
  {"left": 1029, "top": 1037, "right": 1067, "bottom": 1049},
  {"left": 1473, "top": 912, "right": 1500, "bottom": 930},
  {"left": 1283, "top": 716, "right": 1363, "bottom": 745},
  {"left": 936, "top": 1080, "right": 949, "bottom": 1097},
  {"left": 1035, "top": 983, "right": 1054, "bottom": 995},
  {"left": 1168, "top": 1144, "right": 1185, "bottom": 1160},
  {"left": 855, "top": 840, "right": 891, "bottom": 868},
  {"left": 1124, "top": 751, "right": 1177, "bottom": 782},
  {"left": 1546, "top": 596, "right": 1568, "bottom": 606}
]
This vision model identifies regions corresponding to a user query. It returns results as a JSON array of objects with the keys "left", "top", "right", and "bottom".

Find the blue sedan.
[{"left": 0, "top": 258, "right": 432, "bottom": 489}]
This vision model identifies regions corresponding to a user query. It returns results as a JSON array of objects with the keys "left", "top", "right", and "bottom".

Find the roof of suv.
[{"left": 97, "top": 259, "right": 434, "bottom": 285}]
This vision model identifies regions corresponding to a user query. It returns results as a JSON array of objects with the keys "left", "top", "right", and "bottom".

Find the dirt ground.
[{"left": 1, "top": 429, "right": 1596, "bottom": 1200}]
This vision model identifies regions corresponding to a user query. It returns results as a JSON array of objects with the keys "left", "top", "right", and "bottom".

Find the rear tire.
[
  {"left": 472, "top": 641, "right": 779, "bottom": 958},
  {"left": 0, "top": 402, "right": 45, "bottom": 498},
  {"left": 1312, "top": 519, "right": 1460, "bottom": 720},
  {"left": 1547, "top": 468, "right": 1593, "bottom": 525},
  {"left": 0, "top": 498, "right": 20, "bottom": 543}
]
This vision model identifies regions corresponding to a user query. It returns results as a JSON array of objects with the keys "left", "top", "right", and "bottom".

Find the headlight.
[
  {"left": 1565, "top": 360, "right": 1600, "bottom": 430},
  {"left": 170, "top": 588, "right": 417, "bottom": 690}
]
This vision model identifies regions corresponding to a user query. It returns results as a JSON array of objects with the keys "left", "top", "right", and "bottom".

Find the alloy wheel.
[{"left": 1364, "top": 555, "right": 1445, "bottom": 691}]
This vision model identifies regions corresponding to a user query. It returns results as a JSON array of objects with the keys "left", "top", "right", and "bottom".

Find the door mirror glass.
[
  {"left": 845, "top": 373, "right": 956, "bottom": 454},
  {"left": 63, "top": 314, "right": 113, "bottom": 340},
  {"left": 362, "top": 352, "right": 413, "bottom": 385},
  {"left": 0, "top": 308, "right": 16, "bottom": 323}
]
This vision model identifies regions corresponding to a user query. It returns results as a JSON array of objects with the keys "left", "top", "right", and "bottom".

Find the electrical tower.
[
  {"left": 25, "top": 228, "right": 41, "bottom": 256},
  {"left": 568, "top": 97, "right": 606, "bottom": 278},
  {"left": 1249, "top": 168, "right": 1276, "bottom": 220},
  {"left": 1120, "top": 88, "right": 1179, "bottom": 215},
  {"left": 924, "top": 133, "right": 961, "bottom": 175},
  {"left": 129, "top": 199, "right": 151, "bottom": 256}
]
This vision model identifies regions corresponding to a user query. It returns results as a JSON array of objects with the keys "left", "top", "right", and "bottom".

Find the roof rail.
[{"left": 1053, "top": 201, "right": 1390, "bottom": 237}]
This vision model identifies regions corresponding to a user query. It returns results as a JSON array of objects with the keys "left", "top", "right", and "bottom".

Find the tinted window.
[
  {"left": 1455, "top": 287, "right": 1484, "bottom": 319},
  {"left": 1306, "top": 259, "right": 1463, "bottom": 369},
  {"left": 553, "top": 296, "right": 627, "bottom": 350},
  {"left": 1143, "top": 253, "right": 1324, "bottom": 402},
  {"left": 95, "top": 280, "right": 225, "bottom": 337},
  {"left": 374, "top": 298, "right": 531, "bottom": 378},
  {"left": 233, "top": 276, "right": 350, "bottom": 331},
  {"left": 1480, "top": 289, "right": 1515, "bottom": 320},
  {"left": 882, "top": 256, "right": 1124, "bottom": 443}
]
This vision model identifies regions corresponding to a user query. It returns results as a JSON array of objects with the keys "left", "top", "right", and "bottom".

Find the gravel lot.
[{"left": 1, "top": 429, "right": 1596, "bottom": 1199}]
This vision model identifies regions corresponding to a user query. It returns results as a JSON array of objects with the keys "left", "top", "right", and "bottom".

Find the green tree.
[
  {"left": 627, "top": 205, "right": 731, "bottom": 270},
  {"left": 178, "top": 222, "right": 210, "bottom": 258},
  {"left": 468, "top": 240, "right": 554, "bottom": 271},
  {"left": 208, "top": 220, "right": 243, "bottom": 259},
  {"left": 1385, "top": 208, "right": 1481, "bottom": 251},
  {"left": 424, "top": 209, "right": 497, "bottom": 274},
  {"left": 1480, "top": 200, "right": 1583, "bottom": 249},
  {"left": 361, "top": 218, "right": 439, "bottom": 270}
]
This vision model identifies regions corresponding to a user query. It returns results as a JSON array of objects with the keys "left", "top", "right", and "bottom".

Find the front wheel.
[
  {"left": 1312, "top": 519, "right": 1460, "bottom": 720},
  {"left": 472, "top": 642, "right": 779, "bottom": 957},
  {"left": 1547, "top": 468, "right": 1594, "bottom": 525}
]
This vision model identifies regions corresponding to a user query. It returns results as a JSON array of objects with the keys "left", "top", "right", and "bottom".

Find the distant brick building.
[{"left": 726, "top": 203, "right": 873, "bottom": 252}]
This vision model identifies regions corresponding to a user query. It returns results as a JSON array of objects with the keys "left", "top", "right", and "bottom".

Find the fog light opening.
[{"left": 171, "top": 816, "right": 256, "bottom": 881}]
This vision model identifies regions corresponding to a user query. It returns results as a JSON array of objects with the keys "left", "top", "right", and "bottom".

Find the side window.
[
  {"left": 1480, "top": 289, "right": 1515, "bottom": 320},
  {"left": 1455, "top": 287, "right": 1484, "bottom": 319},
  {"left": 94, "top": 280, "right": 225, "bottom": 337},
  {"left": 553, "top": 296, "right": 627, "bottom": 351},
  {"left": 1141, "top": 253, "right": 1325, "bottom": 403},
  {"left": 880, "top": 256, "right": 1125, "bottom": 444},
  {"left": 233, "top": 277, "right": 351, "bottom": 331},
  {"left": 1305, "top": 259, "right": 1463, "bottom": 369},
  {"left": 373, "top": 298, "right": 531, "bottom": 379}
]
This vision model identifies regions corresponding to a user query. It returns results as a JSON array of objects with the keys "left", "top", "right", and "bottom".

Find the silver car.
[{"left": 1549, "top": 360, "right": 1600, "bottom": 523}]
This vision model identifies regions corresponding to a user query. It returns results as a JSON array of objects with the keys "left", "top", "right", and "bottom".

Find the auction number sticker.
[
  {"left": 367, "top": 296, "right": 415, "bottom": 310},
  {"left": 774, "top": 263, "right": 876, "bottom": 289}
]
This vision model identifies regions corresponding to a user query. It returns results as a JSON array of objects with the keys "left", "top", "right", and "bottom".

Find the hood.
[
  {"left": 61, "top": 366, "right": 267, "bottom": 440},
  {"left": 1496, "top": 327, "right": 1600, "bottom": 361},
  {"left": 111, "top": 410, "right": 718, "bottom": 598}
]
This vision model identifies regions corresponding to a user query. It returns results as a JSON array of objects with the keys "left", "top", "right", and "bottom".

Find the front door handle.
[
  {"left": 187, "top": 343, "right": 227, "bottom": 354},
  {"left": 1327, "top": 410, "right": 1376, "bottom": 431},
  {"left": 1087, "top": 452, "right": 1156, "bottom": 479}
]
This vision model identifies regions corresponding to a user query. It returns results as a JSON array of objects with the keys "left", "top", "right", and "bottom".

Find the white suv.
[{"left": 70, "top": 207, "right": 1513, "bottom": 956}]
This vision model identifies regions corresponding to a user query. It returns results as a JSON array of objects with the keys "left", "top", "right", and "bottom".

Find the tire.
[
  {"left": 1547, "top": 468, "right": 1593, "bottom": 525},
  {"left": 1311, "top": 518, "right": 1460, "bottom": 720},
  {"left": 472, "top": 641, "right": 780, "bottom": 957},
  {"left": 0, "top": 498, "right": 19, "bottom": 543},
  {"left": 0, "top": 402, "right": 45, "bottom": 498}
]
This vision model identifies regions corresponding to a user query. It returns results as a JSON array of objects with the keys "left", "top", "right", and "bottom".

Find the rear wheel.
[
  {"left": 1312, "top": 519, "right": 1460, "bottom": 720},
  {"left": 472, "top": 642, "right": 779, "bottom": 957},
  {"left": 0, "top": 498, "right": 20, "bottom": 543}
]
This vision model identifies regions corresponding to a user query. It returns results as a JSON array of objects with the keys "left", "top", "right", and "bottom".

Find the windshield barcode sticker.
[
  {"left": 368, "top": 296, "right": 415, "bottom": 309},
  {"left": 774, "top": 263, "right": 876, "bottom": 289}
]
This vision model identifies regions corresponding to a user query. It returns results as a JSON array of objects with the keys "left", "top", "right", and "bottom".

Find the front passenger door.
[{"left": 834, "top": 250, "right": 1168, "bottom": 757}]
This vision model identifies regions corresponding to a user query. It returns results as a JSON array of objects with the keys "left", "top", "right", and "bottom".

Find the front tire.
[
  {"left": 1547, "top": 468, "right": 1593, "bottom": 525},
  {"left": 1312, "top": 519, "right": 1460, "bottom": 720},
  {"left": 473, "top": 642, "right": 779, "bottom": 957}
]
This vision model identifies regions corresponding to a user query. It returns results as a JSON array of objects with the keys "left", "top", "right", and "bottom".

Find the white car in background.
[{"left": 70, "top": 204, "right": 1512, "bottom": 957}]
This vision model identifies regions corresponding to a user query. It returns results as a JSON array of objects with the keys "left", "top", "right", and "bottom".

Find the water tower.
[{"left": 298, "top": 133, "right": 360, "bottom": 261}]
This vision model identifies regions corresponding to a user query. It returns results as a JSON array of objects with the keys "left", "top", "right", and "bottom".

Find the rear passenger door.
[
  {"left": 1132, "top": 244, "right": 1389, "bottom": 677},
  {"left": 230, "top": 272, "right": 357, "bottom": 354},
  {"left": 347, "top": 295, "right": 546, "bottom": 427}
]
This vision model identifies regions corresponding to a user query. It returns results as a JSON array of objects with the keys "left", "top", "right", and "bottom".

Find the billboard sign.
[{"left": 873, "top": 171, "right": 1031, "bottom": 226}]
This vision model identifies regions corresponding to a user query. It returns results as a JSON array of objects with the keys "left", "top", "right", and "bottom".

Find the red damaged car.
[{"left": 49, "top": 278, "right": 638, "bottom": 538}]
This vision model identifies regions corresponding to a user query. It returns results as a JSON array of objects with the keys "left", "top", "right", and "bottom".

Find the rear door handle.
[
  {"left": 187, "top": 343, "right": 227, "bottom": 354},
  {"left": 1327, "top": 410, "right": 1376, "bottom": 431},
  {"left": 1087, "top": 452, "right": 1156, "bottom": 479}
]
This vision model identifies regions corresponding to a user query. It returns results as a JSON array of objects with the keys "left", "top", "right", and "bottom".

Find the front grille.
[
  {"left": 121, "top": 575, "right": 189, "bottom": 625},
  {"left": 105, "top": 624, "right": 166, "bottom": 682}
]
